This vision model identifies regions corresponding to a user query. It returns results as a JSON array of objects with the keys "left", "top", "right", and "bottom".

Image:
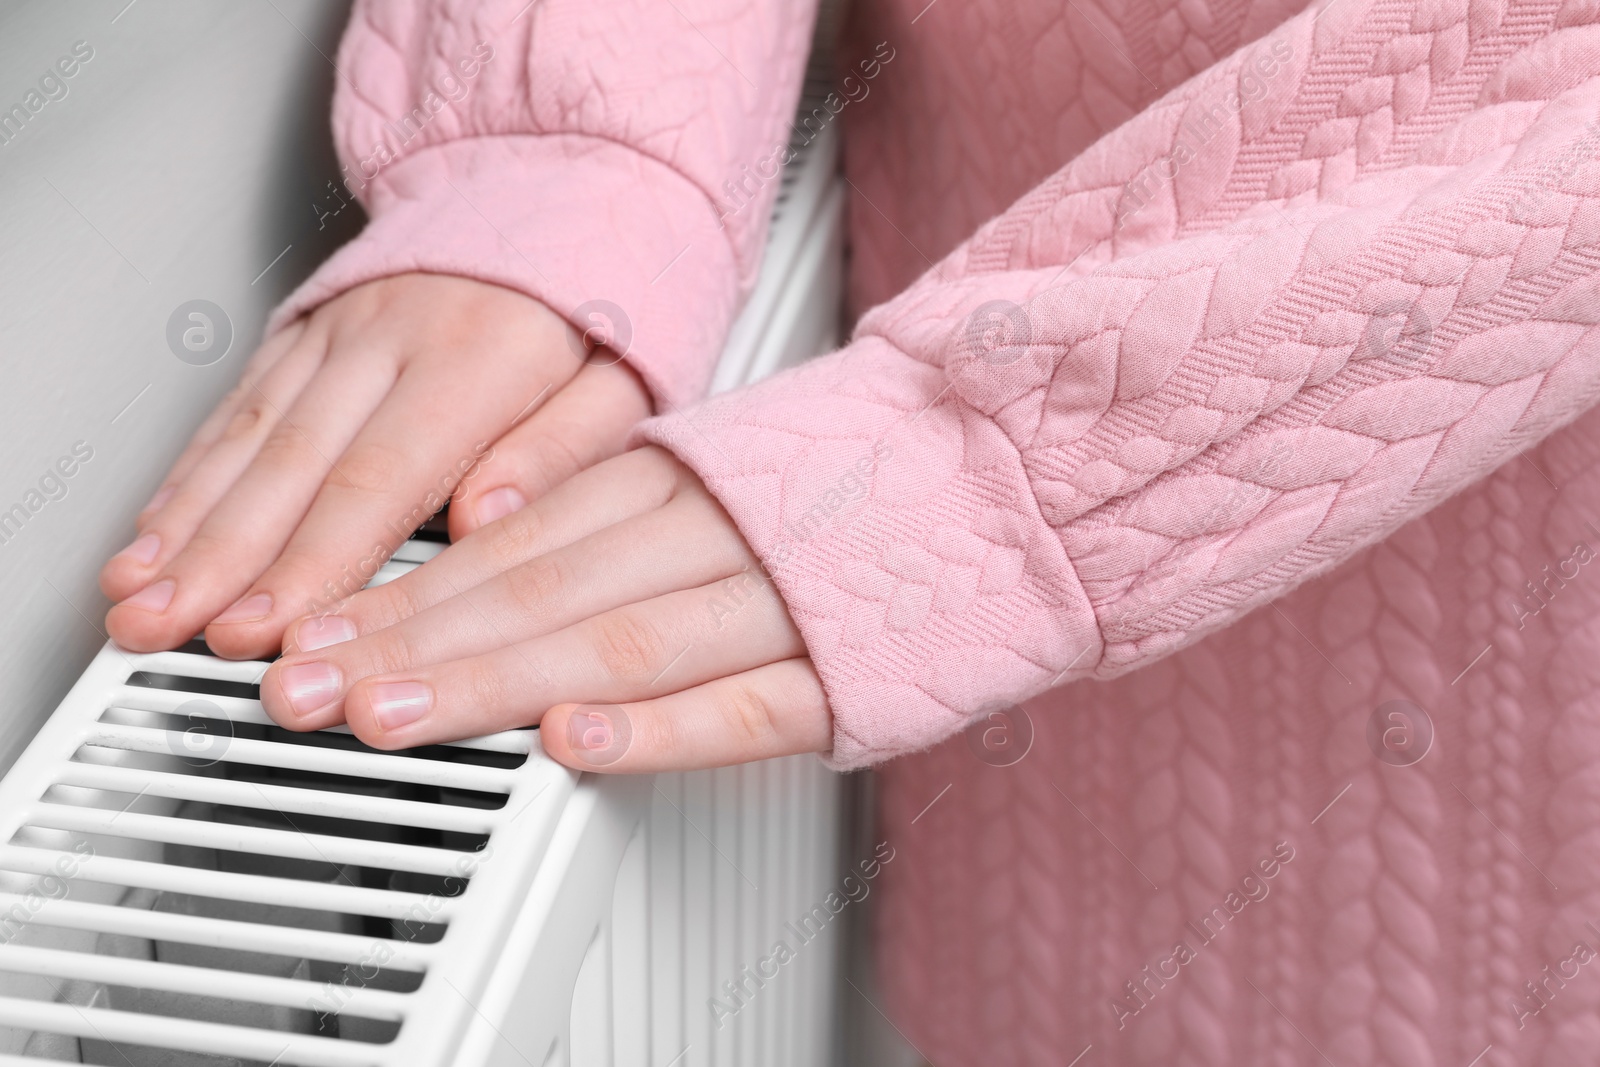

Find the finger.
[
  {"left": 202, "top": 334, "right": 578, "bottom": 658},
  {"left": 104, "top": 346, "right": 393, "bottom": 649},
  {"left": 135, "top": 319, "right": 314, "bottom": 531},
  {"left": 261, "top": 490, "right": 757, "bottom": 730},
  {"left": 448, "top": 359, "right": 654, "bottom": 538},
  {"left": 544, "top": 659, "right": 832, "bottom": 772},
  {"left": 280, "top": 447, "right": 688, "bottom": 652},
  {"left": 332, "top": 574, "right": 804, "bottom": 748},
  {"left": 101, "top": 327, "right": 330, "bottom": 606}
]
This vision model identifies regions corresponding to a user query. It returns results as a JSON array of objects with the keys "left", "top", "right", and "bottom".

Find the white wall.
[{"left": 0, "top": 0, "right": 359, "bottom": 775}]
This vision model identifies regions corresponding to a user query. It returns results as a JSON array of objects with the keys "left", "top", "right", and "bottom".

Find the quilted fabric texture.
[{"left": 271, "top": 0, "right": 1600, "bottom": 1061}]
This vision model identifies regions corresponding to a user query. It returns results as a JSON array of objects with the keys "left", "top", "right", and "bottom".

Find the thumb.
[
  {"left": 450, "top": 359, "right": 653, "bottom": 540},
  {"left": 539, "top": 660, "right": 832, "bottom": 774}
]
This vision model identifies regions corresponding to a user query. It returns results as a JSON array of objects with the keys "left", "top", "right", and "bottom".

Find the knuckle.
[
  {"left": 640, "top": 701, "right": 681, "bottom": 761},
  {"left": 253, "top": 424, "right": 315, "bottom": 471},
  {"left": 483, "top": 505, "right": 545, "bottom": 569},
  {"left": 503, "top": 556, "right": 566, "bottom": 623},
  {"left": 461, "top": 659, "right": 513, "bottom": 712},
  {"left": 215, "top": 382, "right": 251, "bottom": 416},
  {"left": 370, "top": 627, "right": 424, "bottom": 677},
  {"left": 330, "top": 442, "right": 407, "bottom": 494},
  {"left": 369, "top": 576, "right": 423, "bottom": 628},
  {"left": 223, "top": 398, "right": 271, "bottom": 442},
  {"left": 722, "top": 682, "right": 782, "bottom": 748},
  {"left": 591, "top": 611, "right": 669, "bottom": 682}
]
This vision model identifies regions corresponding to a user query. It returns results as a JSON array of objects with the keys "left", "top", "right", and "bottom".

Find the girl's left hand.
[{"left": 257, "top": 446, "right": 833, "bottom": 772}]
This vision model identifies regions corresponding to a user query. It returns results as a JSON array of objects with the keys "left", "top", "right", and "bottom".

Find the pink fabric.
[
  {"left": 267, "top": 0, "right": 816, "bottom": 409},
  {"left": 277, "top": 0, "right": 1600, "bottom": 1061}
]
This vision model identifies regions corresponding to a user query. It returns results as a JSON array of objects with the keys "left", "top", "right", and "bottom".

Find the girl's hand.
[
  {"left": 257, "top": 447, "right": 833, "bottom": 773},
  {"left": 102, "top": 273, "right": 651, "bottom": 659}
]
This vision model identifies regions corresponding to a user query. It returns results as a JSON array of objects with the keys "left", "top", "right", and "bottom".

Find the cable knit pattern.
[
  {"left": 644, "top": 0, "right": 1600, "bottom": 767},
  {"left": 283, "top": 0, "right": 1600, "bottom": 1061},
  {"left": 1129, "top": 656, "right": 1238, "bottom": 1064},
  {"left": 1457, "top": 469, "right": 1527, "bottom": 1062},
  {"left": 1314, "top": 529, "right": 1444, "bottom": 1065},
  {"left": 1536, "top": 423, "right": 1600, "bottom": 1065},
  {"left": 877, "top": 420, "right": 1600, "bottom": 1064},
  {"left": 1243, "top": 611, "right": 1305, "bottom": 1067}
]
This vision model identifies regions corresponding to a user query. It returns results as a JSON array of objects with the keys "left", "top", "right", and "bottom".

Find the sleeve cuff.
[
  {"left": 266, "top": 133, "right": 743, "bottom": 410},
  {"left": 633, "top": 336, "right": 1104, "bottom": 769}
]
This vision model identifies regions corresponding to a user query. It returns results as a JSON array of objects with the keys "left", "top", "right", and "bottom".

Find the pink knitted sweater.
[{"left": 273, "top": 0, "right": 1600, "bottom": 1061}]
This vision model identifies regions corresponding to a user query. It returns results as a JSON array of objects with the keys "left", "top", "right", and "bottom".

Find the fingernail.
[
  {"left": 299, "top": 614, "right": 356, "bottom": 651},
  {"left": 566, "top": 705, "right": 631, "bottom": 766},
  {"left": 370, "top": 681, "right": 432, "bottom": 731},
  {"left": 122, "top": 579, "right": 175, "bottom": 613},
  {"left": 116, "top": 533, "right": 161, "bottom": 567},
  {"left": 570, "top": 710, "right": 613, "bottom": 750},
  {"left": 214, "top": 592, "right": 273, "bottom": 624},
  {"left": 141, "top": 486, "right": 175, "bottom": 514},
  {"left": 474, "top": 486, "right": 527, "bottom": 527},
  {"left": 282, "top": 662, "right": 341, "bottom": 717}
]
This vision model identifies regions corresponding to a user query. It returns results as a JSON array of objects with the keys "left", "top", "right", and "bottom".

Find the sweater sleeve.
[
  {"left": 637, "top": 8, "right": 1600, "bottom": 768},
  {"left": 266, "top": 0, "right": 819, "bottom": 409}
]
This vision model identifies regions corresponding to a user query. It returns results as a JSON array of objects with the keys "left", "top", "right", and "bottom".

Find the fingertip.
[
  {"left": 537, "top": 702, "right": 579, "bottom": 765},
  {"left": 210, "top": 578, "right": 355, "bottom": 660},
  {"left": 203, "top": 615, "right": 289, "bottom": 661},
  {"left": 105, "top": 586, "right": 193, "bottom": 653},
  {"left": 477, "top": 485, "right": 527, "bottom": 527},
  {"left": 451, "top": 484, "right": 526, "bottom": 540},
  {"left": 261, "top": 656, "right": 346, "bottom": 731},
  {"left": 257, "top": 661, "right": 316, "bottom": 731},
  {"left": 287, "top": 612, "right": 357, "bottom": 654},
  {"left": 99, "top": 562, "right": 139, "bottom": 602},
  {"left": 214, "top": 592, "right": 273, "bottom": 626},
  {"left": 342, "top": 678, "right": 423, "bottom": 751},
  {"left": 542, "top": 702, "right": 634, "bottom": 772},
  {"left": 100, "top": 533, "right": 164, "bottom": 600},
  {"left": 279, "top": 618, "right": 304, "bottom": 656}
]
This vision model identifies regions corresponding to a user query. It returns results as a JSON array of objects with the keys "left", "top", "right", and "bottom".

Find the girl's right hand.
[
  {"left": 258, "top": 446, "right": 832, "bottom": 773},
  {"left": 101, "top": 272, "right": 652, "bottom": 660}
]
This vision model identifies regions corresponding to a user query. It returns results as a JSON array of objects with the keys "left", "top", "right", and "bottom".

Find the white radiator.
[{"left": 0, "top": 65, "right": 847, "bottom": 1067}]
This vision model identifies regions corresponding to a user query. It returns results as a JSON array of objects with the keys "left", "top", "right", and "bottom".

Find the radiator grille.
[{"left": 0, "top": 599, "right": 576, "bottom": 1066}]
